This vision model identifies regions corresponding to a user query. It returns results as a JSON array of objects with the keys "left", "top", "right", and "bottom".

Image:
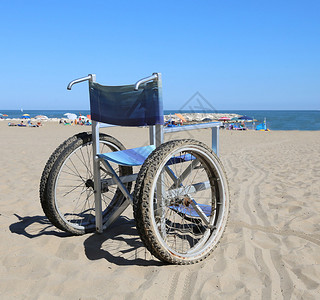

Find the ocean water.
[
  {"left": 165, "top": 110, "right": 320, "bottom": 131},
  {"left": 1, "top": 109, "right": 320, "bottom": 131}
]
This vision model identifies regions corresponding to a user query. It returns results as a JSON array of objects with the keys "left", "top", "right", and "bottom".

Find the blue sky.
[{"left": 0, "top": 0, "right": 319, "bottom": 110}]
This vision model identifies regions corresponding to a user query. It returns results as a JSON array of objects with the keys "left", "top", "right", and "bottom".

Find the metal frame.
[
  {"left": 67, "top": 73, "right": 222, "bottom": 234},
  {"left": 164, "top": 122, "right": 221, "bottom": 156},
  {"left": 97, "top": 73, "right": 163, "bottom": 232}
]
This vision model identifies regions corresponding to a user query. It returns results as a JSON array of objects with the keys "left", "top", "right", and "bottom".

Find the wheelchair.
[{"left": 39, "top": 73, "right": 230, "bottom": 264}]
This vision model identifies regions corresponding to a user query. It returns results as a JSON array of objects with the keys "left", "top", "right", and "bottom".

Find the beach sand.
[{"left": 1, "top": 121, "right": 320, "bottom": 299}]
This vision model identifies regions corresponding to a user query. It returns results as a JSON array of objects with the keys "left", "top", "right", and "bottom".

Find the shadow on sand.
[
  {"left": 9, "top": 214, "right": 70, "bottom": 238},
  {"left": 9, "top": 213, "right": 163, "bottom": 266},
  {"left": 84, "top": 216, "right": 164, "bottom": 267}
]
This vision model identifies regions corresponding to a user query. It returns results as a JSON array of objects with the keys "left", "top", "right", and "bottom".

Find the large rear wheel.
[
  {"left": 133, "top": 139, "right": 229, "bottom": 264},
  {"left": 40, "top": 132, "right": 132, "bottom": 235}
]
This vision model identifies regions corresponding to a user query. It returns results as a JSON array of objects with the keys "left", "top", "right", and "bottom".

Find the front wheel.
[
  {"left": 133, "top": 139, "right": 229, "bottom": 264},
  {"left": 40, "top": 132, "right": 132, "bottom": 235}
]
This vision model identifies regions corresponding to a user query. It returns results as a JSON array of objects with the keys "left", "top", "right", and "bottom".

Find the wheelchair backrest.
[{"left": 89, "top": 80, "right": 164, "bottom": 126}]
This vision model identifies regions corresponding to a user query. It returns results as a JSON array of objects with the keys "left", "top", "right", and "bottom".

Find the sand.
[{"left": 1, "top": 121, "right": 320, "bottom": 299}]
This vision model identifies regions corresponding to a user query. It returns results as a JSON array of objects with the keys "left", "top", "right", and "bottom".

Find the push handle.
[
  {"left": 134, "top": 73, "right": 158, "bottom": 90},
  {"left": 67, "top": 74, "right": 96, "bottom": 90},
  {"left": 67, "top": 73, "right": 158, "bottom": 90}
]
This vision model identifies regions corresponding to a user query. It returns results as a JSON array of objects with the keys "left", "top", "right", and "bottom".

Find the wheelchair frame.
[
  {"left": 40, "top": 73, "right": 229, "bottom": 264},
  {"left": 67, "top": 73, "right": 221, "bottom": 234}
]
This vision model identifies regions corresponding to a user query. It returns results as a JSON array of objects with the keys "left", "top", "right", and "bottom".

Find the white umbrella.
[
  {"left": 64, "top": 113, "right": 77, "bottom": 120},
  {"left": 35, "top": 115, "right": 49, "bottom": 120}
]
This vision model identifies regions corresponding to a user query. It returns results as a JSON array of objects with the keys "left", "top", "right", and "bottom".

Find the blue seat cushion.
[
  {"left": 99, "top": 145, "right": 195, "bottom": 167},
  {"left": 98, "top": 145, "right": 156, "bottom": 166},
  {"left": 166, "top": 153, "right": 195, "bottom": 165}
]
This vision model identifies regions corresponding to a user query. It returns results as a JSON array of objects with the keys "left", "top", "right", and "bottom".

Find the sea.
[{"left": 1, "top": 109, "right": 320, "bottom": 131}]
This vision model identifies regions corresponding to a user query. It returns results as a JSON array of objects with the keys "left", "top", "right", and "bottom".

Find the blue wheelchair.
[{"left": 40, "top": 73, "right": 230, "bottom": 264}]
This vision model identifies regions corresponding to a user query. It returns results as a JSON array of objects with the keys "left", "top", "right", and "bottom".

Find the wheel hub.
[
  {"left": 171, "top": 195, "right": 192, "bottom": 207},
  {"left": 85, "top": 178, "right": 109, "bottom": 193},
  {"left": 182, "top": 195, "right": 192, "bottom": 207},
  {"left": 85, "top": 179, "right": 94, "bottom": 189}
]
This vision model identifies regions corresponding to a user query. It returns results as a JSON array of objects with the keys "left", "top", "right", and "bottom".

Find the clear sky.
[{"left": 0, "top": 0, "right": 319, "bottom": 110}]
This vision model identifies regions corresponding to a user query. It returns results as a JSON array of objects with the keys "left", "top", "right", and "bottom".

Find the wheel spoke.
[{"left": 61, "top": 182, "right": 87, "bottom": 197}]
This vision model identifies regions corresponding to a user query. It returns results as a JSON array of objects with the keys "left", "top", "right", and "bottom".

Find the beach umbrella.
[
  {"left": 202, "top": 117, "right": 212, "bottom": 122},
  {"left": 231, "top": 117, "right": 239, "bottom": 121},
  {"left": 64, "top": 113, "right": 77, "bottom": 120},
  {"left": 35, "top": 115, "right": 49, "bottom": 120},
  {"left": 238, "top": 115, "right": 253, "bottom": 121},
  {"left": 175, "top": 113, "right": 187, "bottom": 123},
  {"left": 22, "top": 113, "right": 31, "bottom": 119},
  {"left": 218, "top": 117, "right": 231, "bottom": 121},
  {"left": 3, "top": 114, "right": 8, "bottom": 117}
]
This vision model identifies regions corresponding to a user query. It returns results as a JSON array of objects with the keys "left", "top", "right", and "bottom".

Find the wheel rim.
[
  {"left": 54, "top": 140, "right": 123, "bottom": 231},
  {"left": 149, "top": 145, "right": 228, "bottom": 259}
]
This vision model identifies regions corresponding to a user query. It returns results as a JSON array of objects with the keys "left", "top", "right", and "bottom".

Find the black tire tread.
[{"left": 40, "top": 133, "right": 84, "bottom": 216}]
